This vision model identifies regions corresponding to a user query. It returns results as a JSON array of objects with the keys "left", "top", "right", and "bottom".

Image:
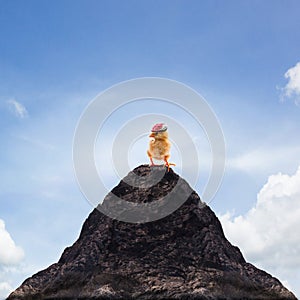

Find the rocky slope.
[{"left": 8, "top": 165, "right": 297, "bottom": 299}]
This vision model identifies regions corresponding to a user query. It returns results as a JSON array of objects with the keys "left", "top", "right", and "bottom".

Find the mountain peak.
[{"left": 8, "top": 165, "right": 297, "bottom": 299}]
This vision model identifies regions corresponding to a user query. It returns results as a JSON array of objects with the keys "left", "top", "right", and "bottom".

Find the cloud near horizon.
[
  {"left": 7, "top": 99, "right": 28, "bottom": 119},
  {"left": 0, "top": 219, "right": 24, "bottom": 265},
  {"left": 219, "top": 165, "right": 300, "bottom": 295},
  {"left": 0, "top": 281, "right": 13, "bottom": 299},
  {"left": 0, "top": 219, "right": 24, "bottom": 298}
]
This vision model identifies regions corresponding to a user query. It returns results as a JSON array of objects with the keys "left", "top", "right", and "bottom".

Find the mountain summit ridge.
[{"left": 8, "top": 165, "right": 297, "bottom": 299}]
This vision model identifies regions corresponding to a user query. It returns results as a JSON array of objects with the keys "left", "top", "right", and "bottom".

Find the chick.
[{"left": 147, "top": 123, "right": 175, "bottom": 171}]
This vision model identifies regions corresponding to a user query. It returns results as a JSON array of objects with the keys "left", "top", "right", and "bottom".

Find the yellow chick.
[{"left": 147, "top": 123, "right": 175, "bottom": 171}]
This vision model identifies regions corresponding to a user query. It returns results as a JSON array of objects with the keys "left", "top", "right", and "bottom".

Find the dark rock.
[{"left": 7, "top": 165, "right": 297, "bottom": 300}]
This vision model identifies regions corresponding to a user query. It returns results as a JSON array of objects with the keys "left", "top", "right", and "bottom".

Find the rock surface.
[{"left": 8, "top": 165, "right": 297, "bottom": 299}]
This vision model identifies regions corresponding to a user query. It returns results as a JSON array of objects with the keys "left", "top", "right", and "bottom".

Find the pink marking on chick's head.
[{"left": 151, "top": 123, "right": 168, "bottom": 132}]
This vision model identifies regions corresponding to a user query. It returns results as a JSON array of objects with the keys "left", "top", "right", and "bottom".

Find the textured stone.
[{"left": 8, "top": 165, "right": 297, "bottom": 300}]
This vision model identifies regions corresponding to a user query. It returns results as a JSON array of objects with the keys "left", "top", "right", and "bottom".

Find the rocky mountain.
[{"left": 8, "top": 165, "right": 297, "bottom": 299}]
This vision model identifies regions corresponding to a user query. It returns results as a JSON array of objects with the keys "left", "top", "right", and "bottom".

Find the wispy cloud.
[
  {"left": 219, "top": 165, "right": 300, "bottom": 297},
  {"left": 227, "top": 145, "right": 300, "bottom": 174},
  {"left": 280, "top": 62, "right": 300, "bottom": 105},
  {"left": 7, "top": 99, "right": 29, "bottom": 119},
  {"left": 16, "top": 135, "right": 56, "bottom": 151}
]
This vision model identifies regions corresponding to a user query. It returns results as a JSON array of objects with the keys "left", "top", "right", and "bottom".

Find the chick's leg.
[
  {"left": 147, "top": 150, "right": 156, "bottom": 166},
  {"left": 164, "top": 155, "right": 176, "bottom": 171}
]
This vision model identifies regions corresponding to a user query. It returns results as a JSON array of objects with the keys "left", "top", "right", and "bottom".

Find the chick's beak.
[{"left": 149, "top": 132, "right": 155, "bottom": 138}]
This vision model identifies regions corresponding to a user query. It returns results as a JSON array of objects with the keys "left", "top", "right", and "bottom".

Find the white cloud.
[
  {"left": 7, "top": 99, "right": 28, "bottom": 119},
  {"left": 219, "top": 165, "right": 300, "bottom": 296},
  {"left": 0, "top": 219, "right": 24, "bottom": 265},
  {"left": 0, "top": 220, "right": 24, "bottom": 298},
  {"left": 282, "top": 62, "right": 300, "bottom": 105},
  {"left": 0, "top": 281, "right": 13, "bottom": 299}
]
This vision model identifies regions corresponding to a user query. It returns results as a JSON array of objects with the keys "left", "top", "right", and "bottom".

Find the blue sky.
[{"left": 1, "top": 1, "right": 300, "bottom": 298}]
